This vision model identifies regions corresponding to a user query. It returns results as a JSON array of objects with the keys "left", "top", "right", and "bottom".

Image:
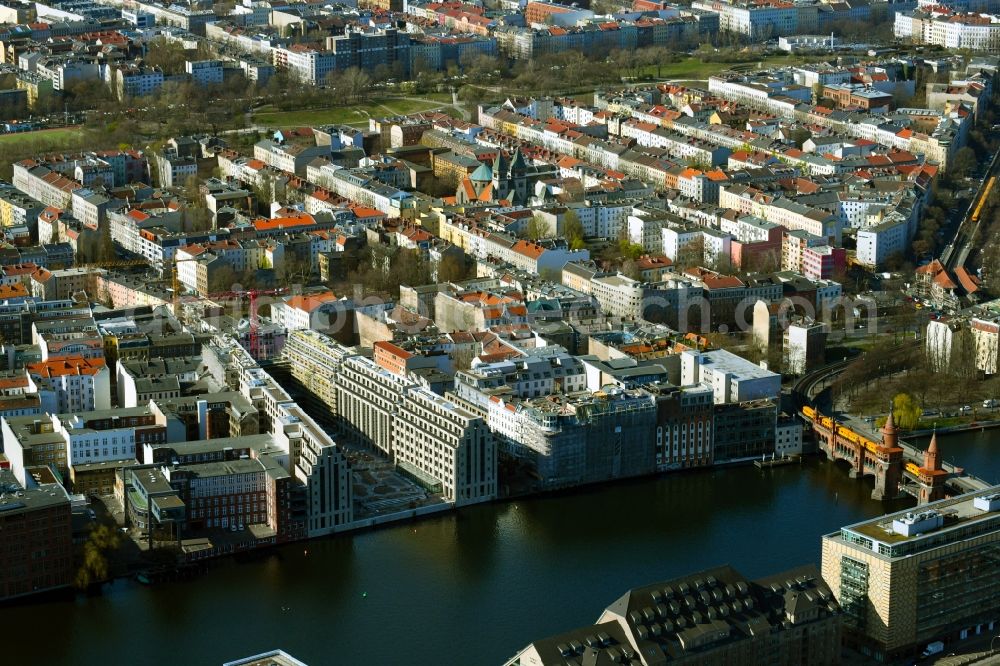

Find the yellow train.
[
  {"left": 972, "top": 176, "right": 996, "bottom": 223},
  {"left": 801, "top": 405, "right": 881, "bottom": 454}
]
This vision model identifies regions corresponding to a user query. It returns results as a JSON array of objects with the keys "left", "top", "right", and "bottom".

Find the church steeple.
[{"left": 492, "top": 150, "right": 508, "bottom": 177}]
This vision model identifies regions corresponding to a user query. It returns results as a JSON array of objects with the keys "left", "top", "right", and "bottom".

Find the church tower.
[
  {"left": 509, "top": 147, "right": 528, "bottom": 204},
  {"left": 492, "top": 150, "right": 510, "bottom": 201}
]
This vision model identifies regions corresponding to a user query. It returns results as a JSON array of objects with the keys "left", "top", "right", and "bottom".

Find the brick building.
[{"left": 0, "top": 475, "right": 73, "bottom": 601}]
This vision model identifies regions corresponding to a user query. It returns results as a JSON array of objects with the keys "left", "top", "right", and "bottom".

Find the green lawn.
[
  {"left": 0, "top": 126, "right": 87, "bottom": 151},
  {"left": 636, "top": 53, "right": 824, "bottom": 82},
  {"left": 253, "top": 97, "right": 450, "bottom": 128}
]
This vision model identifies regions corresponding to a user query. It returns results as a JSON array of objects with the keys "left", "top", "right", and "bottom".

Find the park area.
[{"left": 252, "top": 94, "right": 461, "bottom": 129}]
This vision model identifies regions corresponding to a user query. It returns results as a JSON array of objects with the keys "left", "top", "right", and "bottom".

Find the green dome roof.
[{"left": 470, "top": 163, "right": 493, "bottom": 182}]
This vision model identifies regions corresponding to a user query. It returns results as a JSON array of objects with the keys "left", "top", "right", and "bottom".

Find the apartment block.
[
  {"left": 393, "top": 387, "right": 496, "bottom": 506},
  {"left": 336, "top": 355, "right": 415, "bottom": 457},
  {"left": 25, "top": 356, "right": 110, "bottom": 414}
]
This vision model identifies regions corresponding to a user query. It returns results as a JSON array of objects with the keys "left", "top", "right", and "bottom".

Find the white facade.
[
  {"left": 856, "top": 217, "right": 908, "bottom": 268},
  {"left": 775, "top": 418, "right": 803, "bottom": 457},
  {"left": 972, "top": 318, "right": 1000, "bottom": 376},
  {"left": 58, "top": 413, "right": 138, "bottom": 466},
  {"left": 28, "top": 361, "right": 110, "bottom": 414},
  {"left": 336, "top": 355, "right": 415, "bottom": 457},
  {"left": 185, "top": 59, "right": 224, "bottom": 85},
  {"left": 393, "top": 387, "right": 496, "bottom": 506},
  {"left": 680, "top": 349, "right": 781, "bottom": 404},
  {"left": 925, "top": 319, "right": 956, "bottom": 373}
]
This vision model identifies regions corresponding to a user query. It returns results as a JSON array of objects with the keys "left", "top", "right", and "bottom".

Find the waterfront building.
[
  {"left": 289, "top": 408, "right": 352, "bottom": 537},
  {"left": 0, "top": 474, "right": 72, "bottom": 602},
  {"left": 393, "top": 387, "right": 496, "bottom": 506},
  {"left": 505, "top": 564, "right": 841, "bottom": 665},
  {"left": 223, "top": 651, "right": 308, "bottom": 666},
  {"left": 336, "top": 355, "right": 416, "bottom": 457},
  {"left": 487, "top": 387, "right": 657, "bottom": 489},
  {"left": 647, "top": 382, "right": 715, "bottom": 471},
  {"left": 822, "top": 484, "right": 1000, "bottom": 662},
  {"left": 711, "top": 399, "right": 779, "bottom": 462}
]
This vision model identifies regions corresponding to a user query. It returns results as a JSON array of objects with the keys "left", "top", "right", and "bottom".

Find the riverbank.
[
  {"left": 90, "top": 455, "right": 820, "bottom": 593},
  {"left": 903, "top": 419, "right": 1000, "bottom": 438},
  {"left": 0, "top": 459, "right": 894, "bottom": 666}
]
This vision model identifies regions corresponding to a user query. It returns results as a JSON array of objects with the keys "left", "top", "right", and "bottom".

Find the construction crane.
[
  {"left": 81, "top": 257, "right": 288, "bottom": 358},
  {"left": 204, "top": 286, "right": 287, "bottom": 359}
]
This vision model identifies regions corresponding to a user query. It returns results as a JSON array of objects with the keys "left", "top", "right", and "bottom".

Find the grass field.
[
  {"left": 636, "top": 53, "right": 823, "bottom": 82},
  {"left": 0, "top": 126, "right": 87, "bottom": 151},
  {"left": 253, "top": 97, "right": 453, "bottom": 128}
]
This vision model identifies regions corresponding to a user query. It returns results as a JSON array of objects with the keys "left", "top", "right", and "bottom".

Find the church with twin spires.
[{"left": 455, "top": 148, "right": 541, "bottom": 206}]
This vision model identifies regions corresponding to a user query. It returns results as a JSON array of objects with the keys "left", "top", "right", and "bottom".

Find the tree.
[
  {"left": 208, "top": 264, "right": 238, "bottom": 295},
  {"left": 437, "top": 254, "right": 468, "bottom": 283},
  {"left": 675, "top": 235, "right": 706, "bottom": 269},
  {"left": 950, "top": 326, "right": 979, "bottom": 379},
  {"left": 525, "top": 214, "right": 550, "bottom": 241},
  {"left": 563, "top": 210, "right": 586, "bottom": 250},
  {"left": 950, "top": 147, "right": 977, "bottom": 180},
  {"left": 891, "top": 393, "right": 921, "bottom": 431},
  {"left": 143, "top": 37, "right": 188, "bottom": 75},
  {"left": 339, "top": 68, "right": 372, "bottom": 103},
  {"left": 281, "top": 253, "right": 313, "bottom": 285},
  {"left": 74, "top": 524, "right": 121, "bottom": 590}
]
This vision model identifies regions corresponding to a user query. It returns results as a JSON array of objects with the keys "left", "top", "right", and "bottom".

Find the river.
[{"left": 2, "top": 430, "right": 996, "bottom": 666}]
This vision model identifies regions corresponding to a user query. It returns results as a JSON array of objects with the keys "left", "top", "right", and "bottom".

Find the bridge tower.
[
  {"left": 880, "top": 408, "right": 898, "bottom": 449},
  {"left": 872, "top": 407, "right": 903, "bottom": 501},
  {"left": 917, "top": 430, "right": 948, "bottom": 504}
]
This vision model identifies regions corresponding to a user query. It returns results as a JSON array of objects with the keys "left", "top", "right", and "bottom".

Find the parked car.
[
  {"left": 960, "top": 405, "right": 972, "bottom": 413},
  {"left": 984, "top": 399, "right": 998, "bottom": 408}
]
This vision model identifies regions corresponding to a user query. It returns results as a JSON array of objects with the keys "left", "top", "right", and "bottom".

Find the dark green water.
[{"left": 6, "top": 438, "right": 996, "bottom": 666}]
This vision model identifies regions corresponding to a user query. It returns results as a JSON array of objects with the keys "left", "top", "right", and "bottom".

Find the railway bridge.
[{"left": 801, "top": 406, "right": 951, "bottom": 503}]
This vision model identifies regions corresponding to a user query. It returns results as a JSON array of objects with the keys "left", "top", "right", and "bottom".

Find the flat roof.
[
  {"left": 0, "top": 476, "right": 69, "bottom": 517},
  {"left": 223, "top": 650, "right": 308, "bottom": 666},
  {"left": 172, "top": 457, "right": 267, "bottom": 479},
  {"left": 690, "top": 349, "right": 779, "bottom": 381},
  {"left": 830, "top": 484, "right": 1000, "bottom": 559},
  {"left": 150, "top": 433, "right": 276, "bottom": 458}
]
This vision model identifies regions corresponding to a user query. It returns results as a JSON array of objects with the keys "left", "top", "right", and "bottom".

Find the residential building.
[
  {"left": 784, "top": 319, "right": 828, "bottom": 375},
  {"left": 336, "top": 354, "right": 416, "bottom": 457},
  {"left": 971, "top": 316, "right": 1000, "bottom": 375},
  {"left": 185, "top": 59, "right": 223, "bottom": 85},
  {"left": 282, "top": 329, "right": 356, "bottom": 416},
  {"left": 393, "top": 387, "right": 496, "bottom": 506},
  {"left": 25, "top": 356, "right": 110, "bottom": 414}
]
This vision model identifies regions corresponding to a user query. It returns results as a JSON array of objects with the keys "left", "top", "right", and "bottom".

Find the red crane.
[{"left": 205, "top": 287, "right": 287, "bottom": 359}]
